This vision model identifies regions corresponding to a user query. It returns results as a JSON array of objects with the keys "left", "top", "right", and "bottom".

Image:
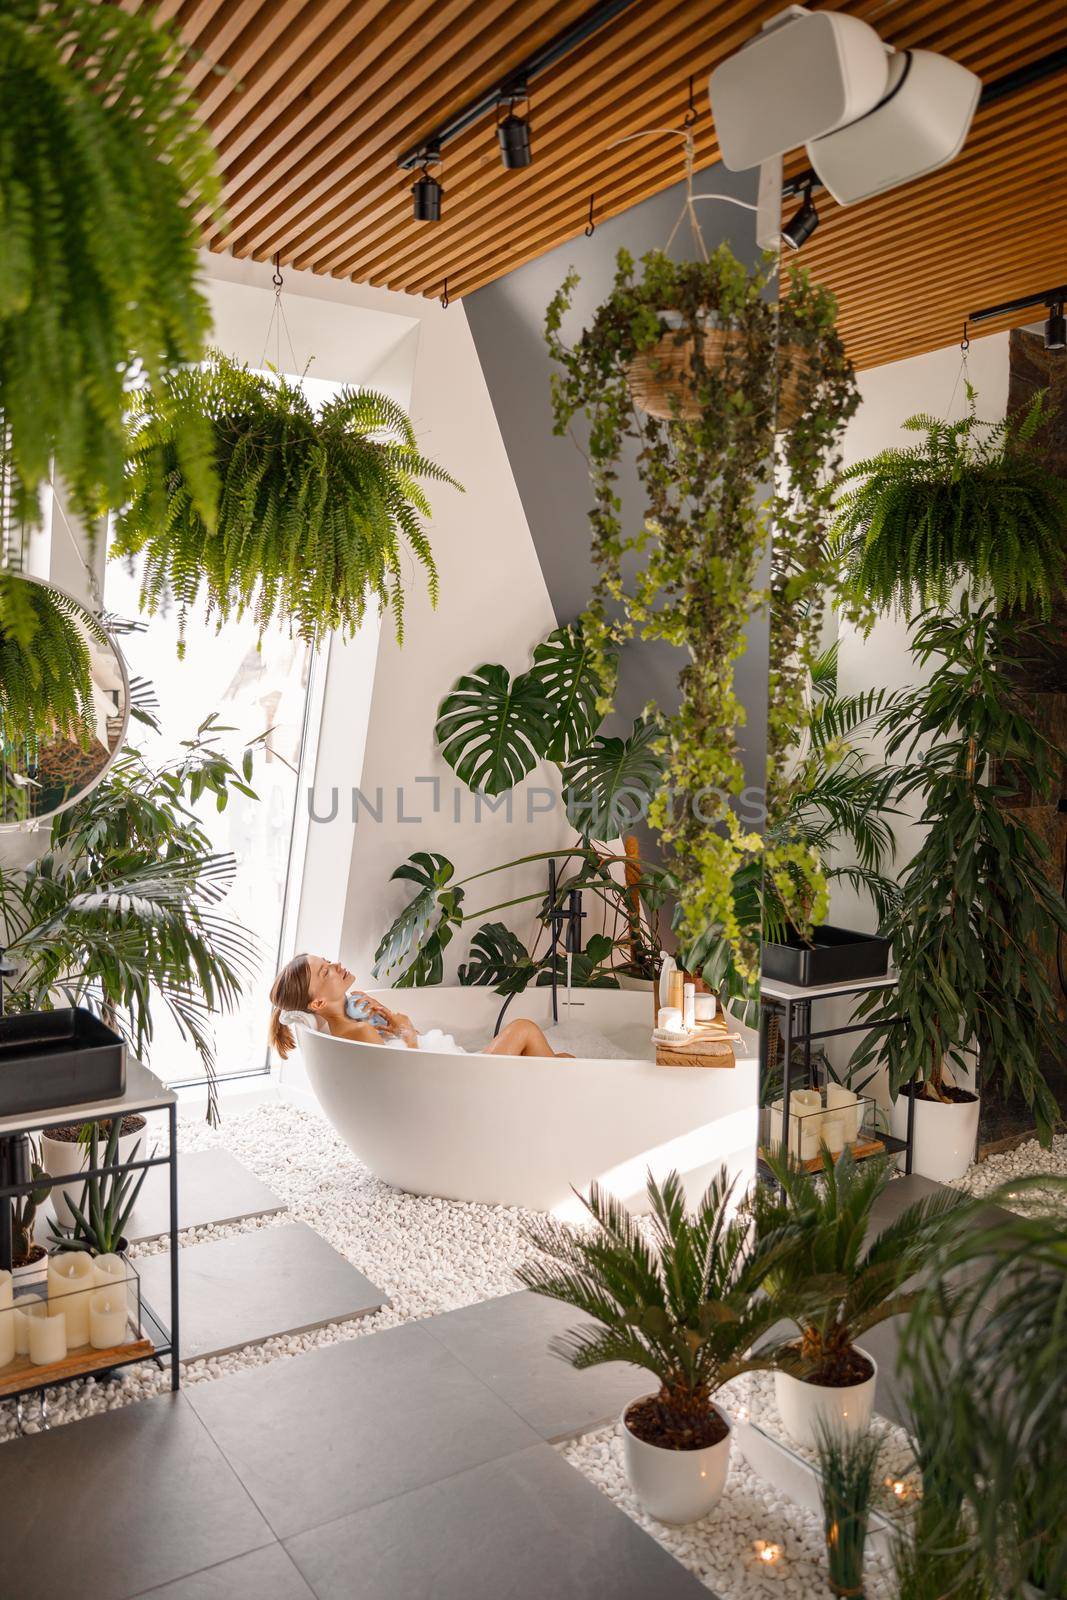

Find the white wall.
[{"left": 199, "top": 254, "right": 572, "bottom": 991}]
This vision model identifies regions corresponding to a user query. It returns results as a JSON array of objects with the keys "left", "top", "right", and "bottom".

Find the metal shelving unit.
[
  {"left": 0, "top": 1061, "right": 179, "bottom": 1424},
  {"left": 758, "top": 971, "right": 913, "bottom": 1180}
]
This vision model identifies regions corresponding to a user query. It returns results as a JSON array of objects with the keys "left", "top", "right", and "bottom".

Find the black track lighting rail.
[
  {"left": 780, "top": 44, "right": 1067, "bottom": 201},
  {"left": 969, "top": 285, "right": 1067, "bottom": 325},
  {"left": 396, "top": 0, "right": 643, "bottom": 170}
]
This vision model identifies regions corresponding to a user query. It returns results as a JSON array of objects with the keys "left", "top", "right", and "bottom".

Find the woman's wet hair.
[{"left": 268, "top": 952, "right": 312, "bottom": 1060}]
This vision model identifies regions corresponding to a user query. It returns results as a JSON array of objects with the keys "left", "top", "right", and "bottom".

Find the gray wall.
[{"left": 464, "top": 163, "right": 769, "bottom": 801}]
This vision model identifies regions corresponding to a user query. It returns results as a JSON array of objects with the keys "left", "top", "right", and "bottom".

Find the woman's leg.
[{"left": 482, "top": 1018, "right": 572, "bottom": 1058}]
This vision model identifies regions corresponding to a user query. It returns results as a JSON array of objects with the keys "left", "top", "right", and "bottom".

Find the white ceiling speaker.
[
  {"left": 806, "top": 48, "right": 981, "bottom": 204},
  {"left": 708, "top": 6, "right": 889, "bottom": 172}
]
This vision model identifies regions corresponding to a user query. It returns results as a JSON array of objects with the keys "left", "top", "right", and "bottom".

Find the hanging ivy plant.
[
  {"left": 833, "top": 386, "right": 1067, "bottom": 622},
  {"left": 113, "top": 352, "right": 461, "bottom": 654},
  {"left": 544, "top": 243, "right": 857, "bottom": 971},
  {"left": 0, "top": 0, "right": 220, "bottom": 526}
]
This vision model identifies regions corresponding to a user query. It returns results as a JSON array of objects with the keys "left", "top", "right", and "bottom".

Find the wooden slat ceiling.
[{"left": 149, "top": 0, "right": 1066, "bottom": 369}]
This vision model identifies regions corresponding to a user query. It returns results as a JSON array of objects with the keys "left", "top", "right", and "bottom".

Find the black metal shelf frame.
[
  {"left": 0, "top": 1093, "right": 179, "bottom": 1419},
  {"left": 758, "top": 979, "right": 914, "bottom": 1180}
]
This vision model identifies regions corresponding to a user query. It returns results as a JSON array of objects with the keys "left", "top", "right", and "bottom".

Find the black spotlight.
[
  {"left": 1045, "top": 300, "right": 1066, "bottom": 351},
  {"left": 497, "top": 108, "right": 532, "bottom": 169},
  {"left": 412, "top": 168, "right": 442, "bottom": 222},
  {"left": 782, "top": 184, "right": 819, "bottom": 250}
]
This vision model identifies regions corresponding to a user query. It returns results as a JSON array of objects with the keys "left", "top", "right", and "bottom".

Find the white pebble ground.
[{"left": 3, "top": 1098, "right": 1063, "bottom": 1596}]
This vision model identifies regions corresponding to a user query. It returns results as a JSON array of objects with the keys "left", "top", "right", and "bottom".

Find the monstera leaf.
[
  {"left": 526, "top": 626, "right": 607, "bottom": 764},
  {"left": 372, "top": 852, "right": 464, "bottom": 984},
  {"left": 536, "top": 934, "right": 620, "bottom": 988},
  {"left": 435, "top": 664, "right": 554, "bottom": 796},
  {"left": 562, "top": 717, "right": 665, "bottom": 841},
  {"left": 457, "top": 921, "right": 539, "bottom": 995}
]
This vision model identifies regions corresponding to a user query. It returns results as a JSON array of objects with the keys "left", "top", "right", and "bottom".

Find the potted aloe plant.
[
  {"left": 42, "top": 1115, "right": 148, "bottom": 1230},
  {"left": 47, "top": 1118, "right": 149, "bottom": 1259},
  {"left": 517, "top": 1168, "right": 790, "bottom": 1524},
  {"left": 752, "top": 1148, "right": 969, "bottom": 1448}
]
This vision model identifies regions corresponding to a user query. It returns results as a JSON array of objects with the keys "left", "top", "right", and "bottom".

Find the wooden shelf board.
[{"left": 0, "top": 1335, "right": 156, "bottom": 1399}]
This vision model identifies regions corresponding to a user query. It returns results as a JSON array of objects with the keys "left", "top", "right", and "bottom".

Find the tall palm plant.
[
  {"left": 752, "top": 1148, "right": 970, "bottom": 1380},
  {"left": 898, "top": 1176, "right": 1067, "bottom": 1599},
  {"left": 0, "top": 715, "right": 259, "bottom": 1122},
  {"left": 517, "top": 1168, "right": 791, "bottom": 1445}
]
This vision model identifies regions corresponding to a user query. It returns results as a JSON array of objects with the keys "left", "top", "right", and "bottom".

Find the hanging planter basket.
[{"left": 626, "top": 323, "right": 805, "bottom": 429}]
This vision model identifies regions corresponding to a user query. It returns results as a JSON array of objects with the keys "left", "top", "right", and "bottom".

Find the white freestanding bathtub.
[{"left": 296, "top": 987, "right": 759, "bottom": 1216}]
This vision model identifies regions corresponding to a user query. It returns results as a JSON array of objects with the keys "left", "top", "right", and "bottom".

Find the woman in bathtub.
[{"left": 268, "top": 954, "right": 572, "bottom": 1060}]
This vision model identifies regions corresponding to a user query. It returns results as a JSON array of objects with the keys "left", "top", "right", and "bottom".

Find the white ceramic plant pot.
[
  {"left": 42, "top": 1123, "right": 145, "bottom": 1229},
  {"left": 620, "top": 1400, "right": 732, "bottom": 1524},
  {"left": 11, "top": 1248, "right": 48, "bottom": 1288},
  {"left": 774, "top": 1347, "right": 878, "bottom": 1450},
  {"left": 891, "top": 1089, "right": 979, "bottom": 1183}
]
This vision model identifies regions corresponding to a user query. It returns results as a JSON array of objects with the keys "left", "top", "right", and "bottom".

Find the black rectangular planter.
[
  {"left": 0, "top": 1008, "right": 126, "bottom": 1119},
  {"left": 761, "top": 925, "right": 891, "bottom": 989}
]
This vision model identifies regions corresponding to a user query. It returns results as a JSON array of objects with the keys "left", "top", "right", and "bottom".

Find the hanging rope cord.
[
  {"left": 606, "top": 125, "right": 758, "bottom": 266},
  {"left": 260, "top": 255, "right": 301, "bottom": 375}
]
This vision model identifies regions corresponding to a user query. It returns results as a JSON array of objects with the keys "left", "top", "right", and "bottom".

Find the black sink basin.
[
  {"left": 0, "top": 1008, "right": 126, "bottom": 1119},
  {"left": 761, "top": 925, "right": 891, "bottom": 988}
]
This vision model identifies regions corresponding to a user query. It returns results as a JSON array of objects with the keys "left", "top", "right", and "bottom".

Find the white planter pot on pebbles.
[
  {"left": 891, "top": 1087, "right": 980, "bottom": 1183},
  {"left": 774, "top": 1347, "right": 878, "bottom": 1450},
  {"left": 620, "top": 1399, "right": 732, "bottom": 1524},
  {"left": 42, "top": 1120, "right": 146, "bottom": 1229}
]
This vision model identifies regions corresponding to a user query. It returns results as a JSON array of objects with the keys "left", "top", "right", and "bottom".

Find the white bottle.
[{"left": 682, "top": 982, "right": 696, "bottom": 1032}]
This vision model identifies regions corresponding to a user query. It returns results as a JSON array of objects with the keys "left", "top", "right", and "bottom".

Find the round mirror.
[{"left": 0, "top": 573, "right": 130, "bottom": 829}]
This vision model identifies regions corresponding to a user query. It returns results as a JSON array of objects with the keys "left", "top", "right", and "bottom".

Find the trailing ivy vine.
[{"left": 545, "top": 244, "right": 857, "bottom": 971}]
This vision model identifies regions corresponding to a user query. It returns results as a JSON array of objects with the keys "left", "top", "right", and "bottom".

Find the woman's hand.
[{"left": 377, "top": 1001, "right": 419, "bottom": 1048}]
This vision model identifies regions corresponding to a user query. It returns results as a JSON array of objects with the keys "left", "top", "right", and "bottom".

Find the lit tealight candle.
[
  {"left": 885, "top": 1474, "right": 915, "bottom": 1503},
  {"left": 0, "top": 1270, "right": 13, "bottom": 1368},
  {"left": 13, "top": 1293, "right": 44, "bottom": 1357},
  {"left": 48, "top": 1251, "right": 95, "bottom": 1347},
  {"left": 27, "top": 1301, "right": 66, "bottom": 1366},
  {"left": 89, "top": 1290, "right": 128, "bottom": 1350},
  {"left": 753, "top": 1539, "right": 783, "bottom": 1566}
]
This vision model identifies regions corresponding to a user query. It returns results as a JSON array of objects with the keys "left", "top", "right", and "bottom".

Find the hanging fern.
[
  {"left": 834, "top": 387, "right": 1067, "bottom": 620},
  {"left": 0, "top": 0, "right": 220, "bottom": 525},
  {"left": 114, "top": 352, "right": 461, "bottom": 653},
  {"left": 0, "top": 573, "right": 98, "bottom": 755}
]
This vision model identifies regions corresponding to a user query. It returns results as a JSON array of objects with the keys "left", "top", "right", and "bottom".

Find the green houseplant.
[
  {"left": 9, "top": 1135, "right": 48, "bottom": 1280},
  {"left": 0, "top": 712, "right": 260, "bottom": 1125},
  {"left": 752, "top": 1147, "right": 969, "bottom": 1449},
  {"left": 897, "top": 1176, "right": 1067, "bottom": 1599},
  {"left": 0, "top": 573, "right": 99, "bottom": 757},
  {"left": 114, "top": 352, "right": 461, "bottom": 655},
  {"left": 517, "top": 1168, "right": 792, "bottom": 1524},
  {"left": 373, "top": 625, "right": 669, "bottom": 990},
  {"left": 834, "top": 388, "right": 1067, "bottom": 622},
  {"left": 544, "top": 244, "right": 858, "bottom": 971},
  {"left": 851, "top": 600, "right": 1067, "bottom": 1158},
  {"left": 815, "top": 1423, "right": 883, "bottom": 1599},
  {"left": 0, "top": 0, "right": 220, "bottom": 529},
  {"left": 48, "top": 1116, "right": 149, "bottom": 1256}
]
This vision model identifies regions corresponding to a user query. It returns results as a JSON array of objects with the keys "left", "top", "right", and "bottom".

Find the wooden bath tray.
[
  {"left": 656, "top": 1019, "right": 736, "bottom": 1069},
  {"left": 758, "top": 1136, "right": 886, "bottom": 1172},
  {"left": 0, "top": 1335, "right": 155, "bottom": 1398}
]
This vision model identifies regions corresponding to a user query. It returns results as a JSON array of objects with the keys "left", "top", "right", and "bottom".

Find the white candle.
[
  {"left": 27, "top": 1301, "right": 66, "bottom": 1365},
  {"left": 89, "top": 1290, "right": 128, "bottom": 1350},
  {"left": 789, "top": 1090, "right": 822, "bottom": 1157},
  {"left": 93, "top": 1253, "right": 132, "bottom": 1311},
  {"left": 821, "top": 1114, "right": 845, "bottom": 1155},
  {"left": 13, "top": 1293, "right": 44, "bottom": 1357},
  {"left": 48, "top": 1252, "right": 95, "bottom": 1347},
  {"left": 0, "top": 1271, "right": 12, "bottom": 1368},
  {"left": 826, "top": 1083, "right": 860, "bottom": 1143}
]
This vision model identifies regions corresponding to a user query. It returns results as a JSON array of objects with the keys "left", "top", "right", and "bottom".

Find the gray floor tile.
[
  {"left": 187, "top": 1321, "right": 542, "bottom": 1539},
  {"left": 126, "top": 1149, "right": 286, "bottom": 1244},
  {"left": 285, "top": 1443, "right": 713, "bottom": 1600},
  {"left": 0, "top": 1394, "right": 273, "bottom": 1600},
  {"left": 425, "top": 1289, "right": 649, "bottom": 1441},
  {"left": 133, "top": 1545, "right": 314, "bottom": 1600},
  {"left": 136, "top": 1221, "right": 386, "bottom": 1360}
]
